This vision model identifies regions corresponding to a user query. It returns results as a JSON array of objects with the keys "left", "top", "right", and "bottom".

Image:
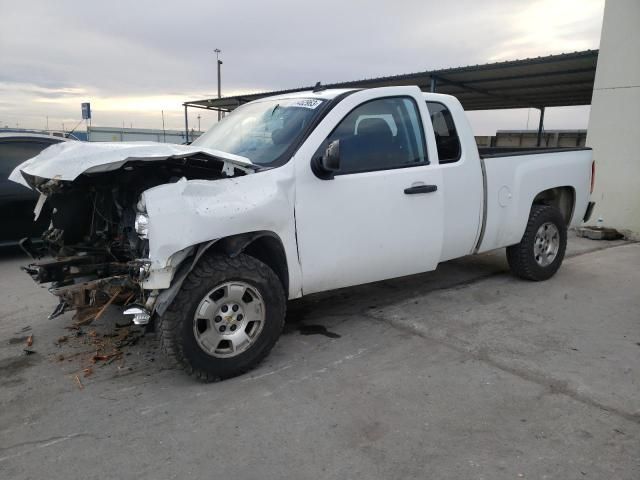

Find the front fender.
[{"left": 141, "top": 164, "right": 301, "bottom": 298}]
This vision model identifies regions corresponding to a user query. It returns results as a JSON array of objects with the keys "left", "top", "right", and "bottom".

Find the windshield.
[{"left": 192, "top": 97, "right": 326, "bottom": 166}]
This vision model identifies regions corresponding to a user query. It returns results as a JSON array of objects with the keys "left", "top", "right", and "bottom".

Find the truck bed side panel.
[{"left": 478, "top": 149, "right": 592, "bottom": 252}]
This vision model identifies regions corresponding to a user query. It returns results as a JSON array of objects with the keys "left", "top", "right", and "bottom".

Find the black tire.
[
  {"left": 158, "top": 253, "right": 286, "bottom": 382},
  {"left": 506, "top": 205, "right": 567, "bottom": 281}
]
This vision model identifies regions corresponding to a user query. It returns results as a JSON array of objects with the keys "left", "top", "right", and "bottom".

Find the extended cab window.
[
  {"left": 426, "top": 102, "right": 461, "bottom": 164},
  {"left": 324, "top": 97, "right": 428, "bottom": 175}
]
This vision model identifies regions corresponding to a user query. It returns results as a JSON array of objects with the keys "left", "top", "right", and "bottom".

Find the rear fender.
[{"left": 478, "top": 150, "right": 592, "bottom": 252}]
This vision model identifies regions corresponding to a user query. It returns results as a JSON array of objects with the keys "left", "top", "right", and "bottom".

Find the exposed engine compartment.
[{"left": 21, "top": 156, "right": 248, "bottom": 322}]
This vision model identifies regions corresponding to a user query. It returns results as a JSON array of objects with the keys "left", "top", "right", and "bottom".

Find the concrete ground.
[{"left": 0, "top": 234, "right": 638, "bottom": 480}]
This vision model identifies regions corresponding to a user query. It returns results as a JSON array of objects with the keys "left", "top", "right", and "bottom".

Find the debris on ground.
[
  {"left": 26, "top": 335, "right": 33, "bottom": 347},
  {"left": 23, "top": 349, "right": 36, "bottom": 355},
  {"left": 51, "top": 318, "right": 147, "bottom": 389},
  {"left": 73, "top": 306, "right": 102, "bottom": 326},
  {"left": 576, "top": 226, "right": 623, "bottom": 240},
  {"left": 36, "top": 302, "right": 153, "bottom": 389},
  {"left": 92, "top": 353, "right": 119, "bottom": 363}
]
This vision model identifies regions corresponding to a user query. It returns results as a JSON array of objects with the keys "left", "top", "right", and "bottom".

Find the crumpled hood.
[{"left": 9, "top": 141, "right": 255, "bottom": 189}]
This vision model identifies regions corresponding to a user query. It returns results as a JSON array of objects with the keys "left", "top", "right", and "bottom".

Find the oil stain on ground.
[
  {"left": 0, "top": 354, "right": 41, "bottom": 377},
  {"left": 297, "top": 324, "right": 341, "bottom": 339},
  {"left": 283, "top": 322, "right": 341, "bottom": 338},
  {"left": 7, "top": 335, "right": 30, "bottom": 345},
  {"left": 284, "top": 302, "right": 341, "bottom": 338}
]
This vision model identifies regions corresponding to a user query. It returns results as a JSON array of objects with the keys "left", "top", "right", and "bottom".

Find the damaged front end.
[
  {"left": 13, "top": 143, "right": 254, "bottom": 325},
  {"left": 21, "top": 174, "right": 153, "bottom": 323},
  {"left": 23, "top": 257, "right": 149, "bottom": 323}
]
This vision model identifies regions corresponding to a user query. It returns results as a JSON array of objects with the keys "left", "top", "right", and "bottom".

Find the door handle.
[{"left": 404, "top": 184, "right": 438, "bottom": 194}]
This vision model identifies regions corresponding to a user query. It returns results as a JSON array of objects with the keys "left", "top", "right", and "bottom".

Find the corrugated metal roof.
[{"left": 185, "top": 50, "right": 598, "bottom": 112}]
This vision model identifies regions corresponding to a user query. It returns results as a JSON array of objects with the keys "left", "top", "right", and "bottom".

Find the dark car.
[{"left": 0, "top": 133, "right": 69, "bottom": 245}]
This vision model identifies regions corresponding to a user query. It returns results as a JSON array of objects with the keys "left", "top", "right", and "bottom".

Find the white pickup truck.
[{"left": 10, "top": 86, "right": 595, "bottom": 381}]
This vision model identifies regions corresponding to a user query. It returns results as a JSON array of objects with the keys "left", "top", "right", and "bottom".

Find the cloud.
[
  {"left": 486, "top": 0, "right": 604, "bottom": 61},
  {"left": 0, "top": 0, "right": 604, "bottom": 132}
]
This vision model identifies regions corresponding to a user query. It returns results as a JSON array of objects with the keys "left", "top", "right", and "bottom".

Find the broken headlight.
[
  {"left": 134, "top": 195, "right": 149, "bottom": 239},
  {"left": 134, "top": 212, "right": 149, "bottom": 239}
]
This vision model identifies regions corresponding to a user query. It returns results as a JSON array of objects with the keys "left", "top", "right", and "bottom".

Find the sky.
[{"left": 0, "top": 0, "right": 605, "bottom": 136}]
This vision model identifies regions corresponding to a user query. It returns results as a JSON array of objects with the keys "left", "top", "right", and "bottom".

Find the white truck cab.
[{"left": 11, "top": 86, "right": 595, "bottom": 381}]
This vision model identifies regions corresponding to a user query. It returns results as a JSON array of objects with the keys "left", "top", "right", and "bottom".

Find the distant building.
[
  {"left": 476, "top": 130, "right": 586, "bottom": 148},
  {"left": 87, "top": 126, "right": 202, "bottom": 144},
  {"left": 0, "top": 127, "right": 84, "bottom": 141},
  {"left": 0, "top": 126, "right": 203, "bottom": 144}
]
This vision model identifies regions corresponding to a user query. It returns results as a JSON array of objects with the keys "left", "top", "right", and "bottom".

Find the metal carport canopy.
[{"left": 184, "top": 50, "right": 598, "bottom": 113}]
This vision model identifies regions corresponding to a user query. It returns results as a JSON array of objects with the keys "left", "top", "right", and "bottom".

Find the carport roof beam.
[{"left": 184, "top": 50, "right": 598, "bottom": 112}]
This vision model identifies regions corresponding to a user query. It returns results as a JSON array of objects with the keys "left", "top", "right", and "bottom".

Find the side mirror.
[{"left": 311, "top": 140, "right": 341, "bottom": 180}]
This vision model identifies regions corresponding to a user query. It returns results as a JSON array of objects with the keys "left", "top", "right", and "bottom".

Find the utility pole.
[
  {"left": 215, "top": 48, "right": 222, "bottom": 121},
  {"left": 197, "top": 114, "right": 201, "bottom": 132},
  {"left": 162, "top": 110, "right": 166, "bottom": 143}
]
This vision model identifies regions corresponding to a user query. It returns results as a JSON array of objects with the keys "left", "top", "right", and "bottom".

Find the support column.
[
  {"left": 217, "top": 59, "right": 223, "bottom": 121},
  {"left": 184, "top": 105, "right": 189, "bottom": 144},
  {"left": 536, "top": 106, "right": 545, "bottom": 147}
]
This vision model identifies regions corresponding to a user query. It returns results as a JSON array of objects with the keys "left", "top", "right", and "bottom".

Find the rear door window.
[{"left": 426, "top": 102, "right": 461, "bottom": 164}]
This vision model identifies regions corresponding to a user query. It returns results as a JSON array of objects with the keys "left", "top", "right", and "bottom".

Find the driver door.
[{"left": 293, "top": 87, "right": 444, "bottom": 294}]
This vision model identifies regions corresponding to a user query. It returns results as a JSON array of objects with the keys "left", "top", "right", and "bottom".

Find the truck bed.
[{"left": 477, "top": 147, "right": 593, "bottom": 254}]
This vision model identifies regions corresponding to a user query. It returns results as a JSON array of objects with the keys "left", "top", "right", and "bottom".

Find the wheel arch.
[
  {"left": 153, "top": 231, "right": 291, "bottom": 316},
  {"left": 531, "top": 186, "right": 576, "bottom": 225},
  {"left": 209, "top": 231, "right": 289, "bottom": 294}
]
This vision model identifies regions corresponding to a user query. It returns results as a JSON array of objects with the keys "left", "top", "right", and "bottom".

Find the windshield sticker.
[{"left": 290, "top": 99, "right": 323, "bottom": 109}]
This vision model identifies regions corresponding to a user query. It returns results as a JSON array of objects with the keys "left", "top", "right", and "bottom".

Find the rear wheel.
[
  {"left": 506, "top": 205, "right": 567, "bottom": 281},
  {"left": 158, "top": 253, "right": 286, "bottom": 382}
]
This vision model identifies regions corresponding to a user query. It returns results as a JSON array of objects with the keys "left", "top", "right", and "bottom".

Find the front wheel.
[
  {"left": 158, "top": 253, "right": 286, "bottom": 382},
  {"left": 506, "top": 205, "right": 567, "bottom": 281}
]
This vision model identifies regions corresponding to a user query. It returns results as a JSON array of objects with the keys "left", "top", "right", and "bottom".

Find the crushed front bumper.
[{"left": 23, "top": 256, "right": 151, "bottom": 321}]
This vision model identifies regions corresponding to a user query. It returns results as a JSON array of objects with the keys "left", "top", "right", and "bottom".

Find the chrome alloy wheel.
[
  {"left": 193, "top": 281, "right": 265, "bottom": 358},
  {"left": 533, "top": 222, "right": 560, "bottom": 267}
]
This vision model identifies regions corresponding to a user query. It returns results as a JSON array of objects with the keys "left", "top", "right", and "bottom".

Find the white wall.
[
  {"left": 87, "top": 127, "right": 201, "bottom": 144},
  {"left": 586, "top": 0, "right": 640, "bottom": 237}
]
